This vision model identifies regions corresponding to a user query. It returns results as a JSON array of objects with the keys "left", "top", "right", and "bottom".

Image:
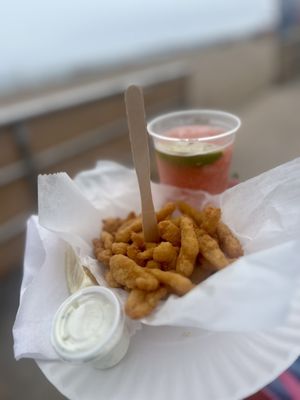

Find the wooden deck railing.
[{"left": 0, "top": 62, "right": 188, "bottom": 278}]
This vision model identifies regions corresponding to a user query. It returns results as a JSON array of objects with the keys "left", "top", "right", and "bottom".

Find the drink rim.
[{"left": 147, "top": 109, "right": 241, "bottom": 142}]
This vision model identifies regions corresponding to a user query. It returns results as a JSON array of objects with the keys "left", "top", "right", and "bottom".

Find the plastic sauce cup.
[
  {"left": 51, "top": 287, "right": 130, "bottom": 369},
  {"left": 148, "top": 110, "right": 241, "bottom": 194}
]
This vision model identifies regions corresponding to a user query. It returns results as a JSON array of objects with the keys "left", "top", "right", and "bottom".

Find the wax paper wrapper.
[{"left": 13, "top": 158, "right": 300, "bottom": 360}]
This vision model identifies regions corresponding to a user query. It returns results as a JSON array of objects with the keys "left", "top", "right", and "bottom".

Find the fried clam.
[
  {"left": 177, "top": 201, "right": 203, "bottom": 226},
  {"left": 111, "top": 242, "right": 128, "bottom": 255},
  {"left": 216, "top": 222, "right": 244, "bottom": 258},
  {"left": 153, "top": 242, "right": 178, "bottom": 271},
  {"left": 158, "top": 220, "right": 181, "bottom": 246},
  {"left": 100, "top": 231, "right": 114, "bottom": 250},
  {"left": 201, "top": 206, "right": 221, "bottom": 236},
  {"left": 102, "top": 217, "right": 122, "bottom": 234},
  {"left": 105, "top": 270, "right": 122, "bottom": 288},
  {"left": 195, "top": 227, "right": 229, "bottom": 270},
  {"left": 115, "top": 202, "right": 176, "bottom": 243},
  {"left": 110, "top": 254, "right": 159, "bottom": 291},
  {"left": 93, "top": 239, "right": 111, "bottom": 267},
  {"left": 145, "top": 268, "right": 195, "bottom": 296},
  {"left": 125, "top": 287, "right": 168, "bottom": 319},
  {"left": 176, "top": 216, "right": 199, "bottom": 277}
]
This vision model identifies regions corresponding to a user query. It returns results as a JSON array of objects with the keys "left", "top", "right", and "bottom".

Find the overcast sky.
[{"left": 0, "top": 0, "right": 278, "bottom": 94}]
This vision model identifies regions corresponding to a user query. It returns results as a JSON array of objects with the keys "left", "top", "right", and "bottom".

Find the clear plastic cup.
[
  {"left": 147, "top": 110, "right": 241, "bottom": 194},
  {"left": 51, "top": 287, "right": 130, "bottom": 369}
]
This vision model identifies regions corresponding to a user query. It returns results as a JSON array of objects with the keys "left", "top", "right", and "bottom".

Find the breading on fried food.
[
  {"left": 195, "top": 227, "right": 229, "bottom": 270},
  {"left": 95, "top": 249, "right": 112, "bottom": 267},
  {"left": 158, "top": 220, "right": 181, "bottom": 246},
  {"left": 115, "top": 218, "right": 142, "bottom": 242},
  {"left": 125, "top": 287, "right": 168, "bottom": 319},
  {"left": 100, "top": 231, "right": 114, "bottom": 250},
  {"left": 176, "top": 216, "right": 199, "bottom": 277},
  {"left": 177, "top": 201, "right": 203, "bottom": 226},
  {"left": 118, "top": 212, "right": 137, "bottom": 230},
  {"left": 146, "top": 269, "right": 195, "bottom": 296},
  {"left": 131, "top": 232, "right": 145, "bottom": 248},
  {"left": 110, "top": 255, "right": 159, "bottom": 291},
  {"left": 145, "top": 260, "right": 161, "bottom": 269},
  {"left": 201, "top": 206, "right": 221, "bottom": 236},
  {"left": 102, "top": 217, "right": 122, "bottom": 234},
  {"left": 111, "top": 242, "right": 128, "bottom": 255},
  {"left": 115, "top": 203, "right": 175, "bottom": 243},
  {"left": 126, "top": 243, "right": 145, "bottom": 266},
  {"left": 189, "top": 266, "right": 213, "bottom": 285},
  {"left": 216, "top": 222, "right": 244, "bottom": 258},
  {"left": 105, "top": 270, "right": 122, "bottom": 288},
  {"left": 93, "top": 239, "right": 112, "bottom": 267},
  {"left": 170, "top": 217, "right": 181, "bottom": 227},
  {"left": 153, "top": 242, "right": 177, "bottom": 263},
  {"left": 137, "top": 247, "right": 155, "bottom": 261},
  {"left": 153, "top": 242, "right": 178, "bottom": 271},
  {"left": 145, "top": 242, "right": 157, "bottom": 250},
  {"left": 156, "top": 202, "right": 176, "bottom": 221},
  {"left": 190, "top": 257, "right": 215, "bottom": 284},
  {"left": 93, "top": 201, "right": 244, "bottom": 319}
]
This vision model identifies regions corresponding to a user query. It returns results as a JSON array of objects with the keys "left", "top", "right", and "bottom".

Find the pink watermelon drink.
[{"left": 148, "top": 110, "right": 241, "bottom": 194}]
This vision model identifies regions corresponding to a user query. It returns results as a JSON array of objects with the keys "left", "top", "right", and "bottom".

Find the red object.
[
  {"left": 155, "top": 125, "right": 234, "bottom": 194},
  {"left": 246, "top": 393, "right": 272, "bottom": 400}
]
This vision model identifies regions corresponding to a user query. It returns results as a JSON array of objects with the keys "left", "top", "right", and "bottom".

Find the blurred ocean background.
[{"left": 0, "top": 0, "right": 278, "bottom": 95}]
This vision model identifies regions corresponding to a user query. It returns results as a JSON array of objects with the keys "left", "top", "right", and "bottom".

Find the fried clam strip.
[
  {"left": 110, "top": 255, "right": 159, "bottom": 291},
  {"left": 111, "top": 242, "right": 128, "bottom": 255},
  {"left": 105, "top": 270, "right": 122, "bottom": 288},
  {"left": 115, "top": 202, "right": 176, "bottom": 243},
  {"left": 125, "top": 287, "right": 168, "bottom": 319},
  {"left": 190, "top": 266, "right": 213, "bottom": 285},
  {"left": 118, "top": 212, "right": 137, "bottom": 230},
  {"left": 101, "top": 231, "right": 114, "bottom": 250},
  {"left": 156, "top": 202, "right": 176, "bottom": 221},
  {"left": 102, "top": 217, "right": 122, "bottom": 234},
  {"left": 216, "top": 222, "right": 244, "bottom": 258},
  {"left": 115, "top": 218, "right": 142, "bottom": 242},
  {"left": 201, "top": 206, "right": 221, "bottom": 236},
  {"left": 146, "top": 269, "right": 195, "bottom": 296},
  {"left": 145, "top": 260, "right": 161, "bottom": 269},
  {"left": 176, "top": 216, "right": 199, "bottom": 277},
  {"left": 137, "top": 247, "right": 155, "bottom": 261},
  {"left": 190, "top": 257, "right": 215, "bottom": 284},
  {"left": 195, "top": 227, "right": 229, "bottom": 270},
  {"left": 153, "top": 242, "right": 178, "bottom": 270},
  {"left": 131, "top": 232, "right": 145, "bottom": 248},
  {"left": 177, "top": 201, "right": 203, "bottom": 226},
  {"left": 158, "top": 220, "right": 181, "bottom": 246},
  {"left": 126, "top": 244, "right": 143, "bottom": 266},
  {"left": 93, "top": 239, "right": 111, "bottom": 267}
]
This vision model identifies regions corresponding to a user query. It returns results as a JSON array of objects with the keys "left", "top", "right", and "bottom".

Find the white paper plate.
[{"left": 37, "top": 292, "right": 300, "bottom": 400}]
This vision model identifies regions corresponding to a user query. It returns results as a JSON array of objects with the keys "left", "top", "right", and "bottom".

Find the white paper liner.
[{"left": 13, "top": 158, "right": 300, "bottom": 360}]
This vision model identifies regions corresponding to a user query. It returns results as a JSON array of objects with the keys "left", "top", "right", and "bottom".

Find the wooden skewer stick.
[{"left": 125, "top": 85, "right": 160, "bottom": 242}]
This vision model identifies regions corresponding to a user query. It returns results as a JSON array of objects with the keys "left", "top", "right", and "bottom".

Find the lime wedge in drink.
[
  {"left": 155, "top": 140, "right": 224, "bottom": 167},
  {"left": 156, "top": 149, "right": 223, "bottom": 167}
]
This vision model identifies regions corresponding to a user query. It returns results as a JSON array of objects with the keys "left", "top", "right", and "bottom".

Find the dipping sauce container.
[{"left": 51, "top": 287, "right": 130, "bottom": 369}]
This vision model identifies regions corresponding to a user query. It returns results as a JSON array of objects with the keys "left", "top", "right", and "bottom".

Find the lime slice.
[{"left": 156, "top": 149, "right": 223, "bottom": 167}]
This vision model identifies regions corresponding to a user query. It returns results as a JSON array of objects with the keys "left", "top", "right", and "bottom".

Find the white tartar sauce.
[
  {"left": 57, "top": 294, "right": 115, "bottom": 353},
  {"left": 52, "top": 287, "right": 130, "bottom": 369}
]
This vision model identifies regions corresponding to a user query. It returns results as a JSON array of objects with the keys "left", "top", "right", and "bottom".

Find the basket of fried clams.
[{"left": 93, "top": 201, "right": 243, "bottom": 319}]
